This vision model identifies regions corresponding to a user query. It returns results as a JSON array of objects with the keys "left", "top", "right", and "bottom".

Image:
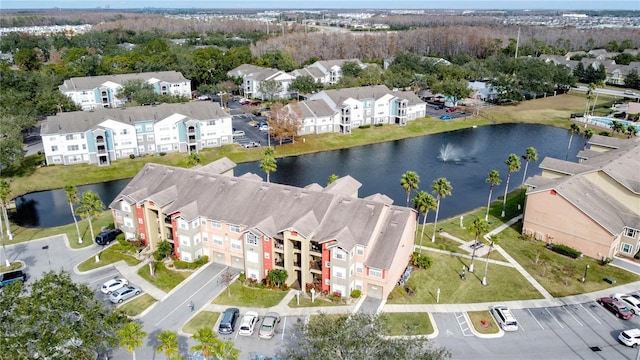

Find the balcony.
[
  {"left": 310, "top": 242, "right": 321, "bottom": 253},
  {"left": 292, "top": 241, "right": 301, "bottom": 251},
  {"left": 274, "top": 241, "right": 284, "bottom": 251},
  {"left": 309, "top": 260, "right": 321, "bottom": 271},
  {"left": 275, "top": 259, "right": 284, "bottom": 267}
]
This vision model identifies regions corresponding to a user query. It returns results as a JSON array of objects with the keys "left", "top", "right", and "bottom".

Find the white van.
[
  {"left": 232, "top": 130, "right": 246, "bottom": 138},
  {"left": 491, "top": 305, "right": 519, "bottom": 331}
]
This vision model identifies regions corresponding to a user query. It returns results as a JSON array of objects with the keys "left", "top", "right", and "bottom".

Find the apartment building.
[
  {"left": 292, "top": 85, "right": 426, "bottom": 135},
  {"left": 227, "top": 64, "right": 294, "bottom": 100},
  {"left": 40, "top": 102, "right": 232, "bottom": 166},
  {"left": 59, "top": 71, "right": 192, "bottom": 110},
  {"left": 291, "top": 59, "right": 365, "bottom": 85},
  {"left": 109, "top": 160, "right": 417, "bottom": 299},
  {"left": 523, "top": 135, "right": 640, "bottom": 260}
]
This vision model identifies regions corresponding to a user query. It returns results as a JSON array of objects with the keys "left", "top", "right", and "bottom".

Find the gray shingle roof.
[
  {"left": 41, "top": 102, "right": 228, "bottom": 135},
  {"left": 366, "top": 207, "right": 414, "bottom": 269},
  {"left": 322, "top": 85, "right": 393, "bottom": 104},
  {"left": 297, "top": 99, "right": 337, "bottom": 118},
  {"left": 59, "top": 71, "right": 187, "bottom": 91},
  {"left": 538, "top": 157, "right": 592, "bottom": 176}
]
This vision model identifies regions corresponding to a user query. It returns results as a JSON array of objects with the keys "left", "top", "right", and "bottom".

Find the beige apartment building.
[
  {"left": 109, "top": 158, "right": 416, "bottom": 299},
  {"left": 523, "top": 135, "right": 640, "bottom": 260}
]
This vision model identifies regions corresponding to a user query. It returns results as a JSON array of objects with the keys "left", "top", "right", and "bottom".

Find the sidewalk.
[{"left": 113, "top": 260, "right": 167, "bottom": 300}]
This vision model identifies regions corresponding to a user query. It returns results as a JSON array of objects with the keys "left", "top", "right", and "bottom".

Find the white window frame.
[
  {"left": 211, "top": 220, "right": 222, "bottom": 229},
  {"left": 356, "top": 246, "right": 364, "bottom": 256},
  {"left": 333, "top": 249, "right": 346, "bottom": 260},
  {"left": 621, "top": 243, "right": 633, "bottom": 254},
  {"left": 369, "top": 268, "right": 382, "bottom": 278},
  {"left": 246, "top": 233, "right": 258, "bottom": 245},
  {"left": 213, "top": 236, "right": 223, "bottom": 247},
  {"left": 230, "top": 224, "right": 241, "bottom": 233}
]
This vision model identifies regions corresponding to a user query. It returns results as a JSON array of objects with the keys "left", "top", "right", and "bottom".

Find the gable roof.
[
  {"left": 59, "top": 71, "right": 187, "bottom": 92},
  {"left": 321, "top": 85, "right": 394, "bottom": 104}
]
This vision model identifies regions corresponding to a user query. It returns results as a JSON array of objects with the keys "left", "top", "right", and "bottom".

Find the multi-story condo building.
[
  {"left": 109, "top": 159, "right": 417, "bottom": 299},
  {"left": 227, "top": 64, "right": 294, "bottom": 100},
  {"left": 291, "top": 59, "right": 365, "bottom": 85},
  {"left": 291, "top": 85, "right": 426, "bottom": 135},
  {"left": 40, "top": 102, "right": 232, "bottom": 166},
  {"left": 59, "top": 71, "right": 192, "bottom": 110},
  {"left": 523, "top": 135, "right": 640, "bottom": 260}
]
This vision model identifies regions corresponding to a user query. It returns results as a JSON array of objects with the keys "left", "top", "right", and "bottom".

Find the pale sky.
[{"left": 1, "top": 0, "right": 638, "bottom": 10}]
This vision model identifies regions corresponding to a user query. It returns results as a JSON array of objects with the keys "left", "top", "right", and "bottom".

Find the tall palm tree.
[
  {"left": 430, "top": 177, "right": 453, "bottom": 243},
  {"left": 484, "top": 170, "right": 501, "bottom": 222},
  {"left": 77, "top": 191, "right": 105, "bottom": 262},
  {"left": 191, "top": 327, "right": 217, "bottom": 359},
  {"left": 213, "top": 338, "right": 240, "bottom": 360},
  {"left": 0, "top": 212, "right": 9, "bottom": 267},
  {"left": 0, "top": 180, "right": 13, "bottom": 241},
  {"left": 519, "top": 147, "right": 538, "bottom": 209},
  {"left": 260, "top": 147, "right": 277, "bottom": 183},
  {"left": 467, "top": 217, "right": 490, "bottom": 273},
  {"left": 117, "top": 322, "right": 147, "bottom": 360},
  {"left": 65, "top": 185, "right": 83, "bottom": 244},
  {"left": 156, "top": 330, "right": 179, "bottom": 360},
  {"left": 400, "top": 171, "right": 420, "bottom": 206},
  {"left": 326, "top": 174, "right": 339, "bottom": 186},
  {"left": 566, "top": 123, "right": 581, "bottom": 160},
  {"left": 584, "top": 82, "right": 596, "bottom": 116},
  {"left": 500, "top": 154, "right": 521, "bottom": 218},
  {"left": 583, "top": 128, "right": 594, "bottom": 149},
  {"left": 482, "top": 235, "right": 499, "bottom": 286},
  {"left": 412, "top": 191, "right": 437, "bottom": 252}
]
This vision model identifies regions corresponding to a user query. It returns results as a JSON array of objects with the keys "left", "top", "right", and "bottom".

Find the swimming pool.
[{"left": 586, "top": 116, "right": 640, "bottom": 132}]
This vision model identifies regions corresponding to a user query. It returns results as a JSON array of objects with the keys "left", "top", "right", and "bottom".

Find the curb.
[{"left": 463, "top": 311, "right": 503, "bottom": 339}]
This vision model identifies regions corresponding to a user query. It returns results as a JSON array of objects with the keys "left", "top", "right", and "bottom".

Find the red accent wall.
[
  {"left": 263, "top": 236, "right": 273, "bottom": 276},
  {"left": 135, "top": 204, "right": 147, "bottom": 245},
  {"left": 321, "top": 242, "right": 333, "bottom": 292},
  {"left": 171, "top": 216, "right": 179, "bottom": 256}
]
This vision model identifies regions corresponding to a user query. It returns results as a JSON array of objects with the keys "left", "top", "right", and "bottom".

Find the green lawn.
[
  {"left": 467, "top": 311, "right": 500, "bottom": 334},
  {"left": 381, "top": 312, "right": 434, "bottom": 336},
  {"left": 138, "top": 262, "right": 190, "bottom": 293},
  {"left": 76, "top": 243, "right": 141, "bottom": 272},
  {"left": 182, "top": 311, "right": 220, "bottom": 335},
  {"left": 288, "top": 295, "right": 342, "bottom": 308},
  {"left": 387, "top": 252, "right": 543, "bottom": 304},
  {"left": 0, "top": 262, "right": 24, "bottom": 273},
  {"left": 118, "top": 294, "right": 157, "bottom": 317},
  {"left": 212, "top": 281, "right": 287, "bottom": 307}
]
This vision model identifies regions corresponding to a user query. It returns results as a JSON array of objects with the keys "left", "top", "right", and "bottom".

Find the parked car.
[
  {"left": 259, "top": 124, "right": 269, "bottom": 131},
  {"left": 239, "top": 99, "right": 251, "bottom": 105},
  {"left": 232, "top": 130, "right": 246, "bottom": 138},
  {"left": 619, "top": 328, "right": 640, "bottom": 347},
  {"left": 95, "top": 229, "right": 122, "bottom": 246},
  {"left": 446, "top": 107, "right": 457, "bottom": 113},
  {"left": 258, "top": 312, "right": 280, "bottom": 339},
  {"left": 0, "top": 269, "right": 27, "bottom": 288},
  {"left": 249, "top": 101, "right": 262, "bottom": 106},
  {"left": 612, "top": 294, "right": 640, "bottom": 314},
  {"left": 109, "top": 285, "right": 142, "bottom": 304},
  {"left": 101, "top": 277, "right": 129, "bottom": 295},
  {"left": 238, "top": 311, "right": 259, "bottom": 336},
  {"left": 491, "top": 305, "right": 519, "bottom": 331},
  {"left": 624, "top": 90, "right": 636, "bottom": 96},
  {"left": 242, "top": 141, "right": 261, "bottom": 148},
  {"left": 440, "top": 115, "right": 452, "bottom": 120},
  {"left": 196, "top": 94, "right": 210, "bottom": 101},
  {"left": 598, "top": 296, "right": 634, "bottom": 319},
  {"left": 218, "top": 308, "right": 240, "bottom": 335}
]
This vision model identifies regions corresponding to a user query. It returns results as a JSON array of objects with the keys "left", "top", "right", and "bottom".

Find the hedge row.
[
  {"left": 174, "top": 255, "right": 209, "bottom": 269},
  {"left": 548, "top": 244, "right": 582, "bottom": 259}
]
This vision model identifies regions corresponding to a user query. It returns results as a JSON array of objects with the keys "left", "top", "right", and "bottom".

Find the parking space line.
[
  {"left": 545, "top": 308, "right": 564, "bottom": 329},
  {"left": 454, "top": 312, "right": 473, "bottom": 337},
  {"left": 527, "top": 309, "right": 544, "bottom": 330},
  {"left": 562, "top": 306, "right": 583, "bottom": 326},
  {"left": 579, "top": 303, "right": 601, "bottom": 324},
  {"left": 281, "top": 316, "right": 287, "bottom": 340}
]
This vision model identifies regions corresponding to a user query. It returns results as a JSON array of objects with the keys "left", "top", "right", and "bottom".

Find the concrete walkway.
[
  {"left": 415, "top": 245, "right": 514, "bottom": 267},
  {"left": 113, "top": 260, "right": 168, "bottom": 300}
]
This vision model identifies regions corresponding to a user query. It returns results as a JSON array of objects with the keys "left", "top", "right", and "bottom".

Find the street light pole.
[{"left": 582, "top": 264, "right": 590, "bottom": 283}]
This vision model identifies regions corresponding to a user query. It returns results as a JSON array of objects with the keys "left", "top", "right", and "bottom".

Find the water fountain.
[{"left": 438, "top": 143, "right": 464, "bottom": 162}]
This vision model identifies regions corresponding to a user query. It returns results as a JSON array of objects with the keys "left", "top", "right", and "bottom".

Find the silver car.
[
  {"left": 109, "top": 285, "right": 142, "bottom": 304},
  {"left": 258, "top": 312, "right": 280, "bottom": 339}
]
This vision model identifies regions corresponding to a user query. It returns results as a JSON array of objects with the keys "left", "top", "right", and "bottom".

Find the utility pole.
[{"left": 515, "top": 27, "right": 520, "bottom": 59}]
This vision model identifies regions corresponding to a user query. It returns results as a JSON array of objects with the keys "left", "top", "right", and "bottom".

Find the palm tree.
[
  {"left": 156, "top": 330, "right": 179, "bottom": 360},
  {"left": 400, "top": 171, "right": 420, "bottom": 206},
  {"left": 191, "top": 327, "right": 217, "bottom": 359},
  {"left": 627, "top": 126, "right": 638, "bottom": 138},
  {"left": 500, "top": 154, "right": 521, "bottom": 218},
  {"left": 65, "top": 185, "right": 83, "bottom": 244},
  {"left": 260, "top": 147, "right": 277, "bottom": 183},
  {"left": 412, "top": 191, "right": 437, "bottom": 252},
  {"left": 0, "top": 212, "right": 8, "bottom": 267},
  {"left": 467, "top": 217, "right": 490, "bottom": 273},
  {"left": 519, "top": 147, "right": 538, "bottom": 209},
  {"left": 326, "top": 174, "right": 339, "bottom": 186},
  {"left": 584, "top": 82, "right": 596, "bottom": 116},
  {"left": 76, "top": 191, "right": 105, "bottom": 262},
  {"left": 484, "top": 170, "right": 501, "bottom": 222},
  {"left": 117, "top": 322, "right": 147, "bottom": 360},
  {"left": 213, "top": 338, "right": 240, "bottom": 360},
  {"left": 482, "top": 235, "right": 499, "bottom": 286},
  {"left": 566, "top": 123, "right": 581, "bottom": 160},
  {"left": 583, "top": 128, "right": 594, "bottom": 149},
  {"left": 430, "top": 177, "right": 453, "bottom": 243},
  {"left": 0, "top": 180, "right": 13, "bottom": 241}
]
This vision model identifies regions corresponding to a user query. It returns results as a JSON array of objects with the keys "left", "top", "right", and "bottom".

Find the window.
[
  {"left": 194, "top": 234, "right": 201, "bottom": 244},
  {"left": 202, "top": 234, "right": 208, "bottom": 242},
  {"left": 356, "top": 263, "right": 363, "bottom": 274},
  {"left": 333, "top": 266, "right": 345, "bottom": 279},
  {"left": 124, "top": 217, "right": 133, "bottom": 227},
  {"left": 621, "top": 243, "right": 633, "bottom": 254},
  {"left": 66, "top": 134, "right": 74, "bottom": 140},
  {"left": 230, "top": 224, "right": 241, "bottom": 233},
  {"left": 179, "top": 236, "right": 190, "bottom": 246},
  {"left": 625, "top": 228, "right": 638, "bottom": 238},
  {"left": 191, "top": 219, "right": 199, "bottom": 229},
  {"left": 178, "top": 219, "right": 188, "bottom": 230},
  {"left": 246, "top": 233, "right": 258, "bottom": 245},
  {"left": 147, "top": 134, "right": 154, "bottom": 141},
  {"left": 213, "top": 236, "right": 223, "bottom": 246},
  {"left": 325, "top": 279, "right": 330, "bottom": 285},
  {"left": 121, "top": 202, "right": 130, "bottom": 212},
  {"left": 231, "top": 240, "right": 242, "bottom": 251},
  {"left": 369, "top": 268, "right": 382, "bottom": 278},
  {"left": 67, "top": 145, "right": 79, "bottom": 151},
  {"left": 333, "top": 249, "right": 345, "bottom": 260},
  {"left": 211, "top": 220, "right": 221, "bottom": 229},
  {"left": 264, "top": 252, "right": 270, "bottom": 259},
  {"left": 51, "top": 146, "right": 58, "bottom": 152},
  {"left": 325, "top": 261, "right": 331, "bottom": 268},
  {"left": 356, "top": 246, "right": 364, "bottom": 256}
]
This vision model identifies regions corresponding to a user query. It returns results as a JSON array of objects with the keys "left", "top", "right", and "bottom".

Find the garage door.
[
  {"left": 230, "top": 256, "right": 244, "bottom": 269},
  {"left": 212, "top": 251, "right": 225, "bottom": 265},
  {"left": 367, "top": 284, "right": 383, "bottom": 299}
]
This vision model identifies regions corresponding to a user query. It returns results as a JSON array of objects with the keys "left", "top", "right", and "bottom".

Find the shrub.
[
  {"left": 129, "top": 154, "right": 135, "bottom": 159},
  {"left": 635, "top": 251, "right": 640, "bottom": 260},
  {"left": 411, "top": 252, "right": 433, "bottom": 269},
  {"left": 350, "top": 289, "right": 362, "bottom": 298},
  {"left": 548, "top": 244, "right": 582, "bottom": 259},
  {"left": 359, "top": 124, "right": 371, "bottom": 129},
  {"left": 601, "top": 257, "right": 612, "bottom": 265},
  {"left": 330, "top": 293, "right": 343, "bottom": 302},
  {"left": 159, "top": 152, "right": 167, "bottom": 156},
  {"left": 173, "top": 255, "right": 209, "bottom": 270}
]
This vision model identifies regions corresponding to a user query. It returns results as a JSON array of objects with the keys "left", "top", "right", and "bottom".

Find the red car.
[
  {"left": 445, "top": 107, "right": 457, "bottom": 113},
  {"left": 598, "top": 297, "right": 634, "bottom": 319}
]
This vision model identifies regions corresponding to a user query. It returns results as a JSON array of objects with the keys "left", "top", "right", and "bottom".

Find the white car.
[
  {"left": 196, "top": 94, "right": 210, "bottom": 100},
  {"left": 613, "top": 294, "right": 640, "bottom": 315},
  {"left": 624, "top": 90, "right": 636, "bottom": 96},
  {"left": 619, "top": 328, "right": 640, "bottom": 347},
  {"left": 491, "top": 305, "right": 519, "bottom": 331},
  {"left": 101, "top": 278, "right": 129, "bottom": 295},
  {"left": 232, "top": 130, "right": 246, "bottom": 138},
  {"left": 238, "top": 311, "right": 259, "bottom": 336}
]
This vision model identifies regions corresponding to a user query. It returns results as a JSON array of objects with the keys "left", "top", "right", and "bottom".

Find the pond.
[{"left": 13, "top": 123, "right": 585, "bottom": 228}]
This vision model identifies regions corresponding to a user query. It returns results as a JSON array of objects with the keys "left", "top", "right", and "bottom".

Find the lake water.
[{"left": 13, "top": 123, "right": 585, "bottom": 228}]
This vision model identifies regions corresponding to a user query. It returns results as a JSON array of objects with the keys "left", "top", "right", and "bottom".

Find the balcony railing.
[{"left": 275, "top": 259, "right": 284, "bottom": 267}]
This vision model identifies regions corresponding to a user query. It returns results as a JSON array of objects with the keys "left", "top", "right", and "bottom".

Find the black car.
[{"left": 95, "top": 229, "right": 123, "bottom": 245}]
